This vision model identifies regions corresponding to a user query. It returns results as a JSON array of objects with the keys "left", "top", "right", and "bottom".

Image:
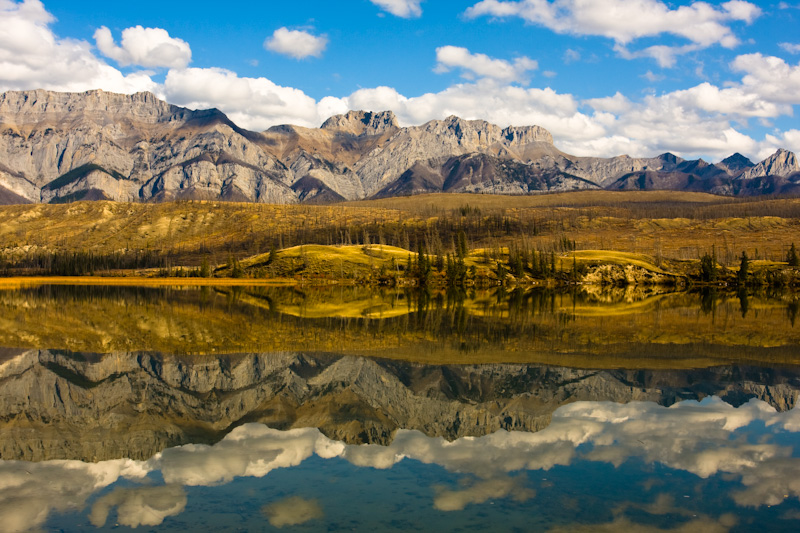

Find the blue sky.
[{"left": 1, "top": 0, "right": 799, "bottom": 162}]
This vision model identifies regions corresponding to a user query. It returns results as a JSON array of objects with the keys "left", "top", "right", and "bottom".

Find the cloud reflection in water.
[{"left": 2, "top": 397, "right": 800, "bottom": 531}]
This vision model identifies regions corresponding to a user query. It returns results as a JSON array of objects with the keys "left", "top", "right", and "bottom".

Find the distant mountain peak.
[
  {"left": 720, "top": 152, "right": 754, "bottom": 170},
  {"left": 2, "top": 88, "right": 800, "bottom": 205},
  {"left": 320, "top": 110, "right": 399, "bottom": 136},
  {"left": 742, "top": 148, "right": 798, "bottom": 180}
]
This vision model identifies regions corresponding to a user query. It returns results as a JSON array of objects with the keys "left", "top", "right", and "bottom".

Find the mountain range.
[{"left": 1, "top": 89, "right": 799, "bottom": 205}]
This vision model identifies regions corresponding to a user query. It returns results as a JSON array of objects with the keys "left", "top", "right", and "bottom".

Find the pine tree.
[
  {"left": 737, "top": 251, "right": 749, "bottom": 285},
  {"left": 199, "top": 256, "right": 211, "bottom": 278},
  {"left": 700, "top": 252, "right": 717, "bottom": 282},
  {"left": 787, "top": 243, "right": 799, "bottom": 267}
]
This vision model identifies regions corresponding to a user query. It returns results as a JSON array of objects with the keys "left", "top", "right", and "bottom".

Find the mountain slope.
[{"left": 1, "top": 89, "right": 798, "bottom": 204}]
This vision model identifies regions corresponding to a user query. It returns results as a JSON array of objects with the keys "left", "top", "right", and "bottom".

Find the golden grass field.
[
  {"left": 1, "top": 192, "right": 799, "bottom": 287},
  {"left": 0, "top": 192, "right": 798, "bottom": 261}
]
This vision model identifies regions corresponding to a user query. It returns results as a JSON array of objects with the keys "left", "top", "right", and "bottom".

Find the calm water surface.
[{"left": 1, "top": 284, "right": 800, "bottom": 532}]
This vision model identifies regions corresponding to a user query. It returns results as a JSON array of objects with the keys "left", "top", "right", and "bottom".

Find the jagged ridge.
[{"left": 1, "top": 89, "right": 798, "bottom": 205}]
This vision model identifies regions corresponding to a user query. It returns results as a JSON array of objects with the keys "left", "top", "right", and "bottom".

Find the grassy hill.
[{"left": 1, "top": 192, "right": 799, "bottom": 282}]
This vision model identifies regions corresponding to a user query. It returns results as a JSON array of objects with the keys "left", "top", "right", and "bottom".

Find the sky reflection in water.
[{"left": 2, "top": 397, "right": 800, "bottom": 532}]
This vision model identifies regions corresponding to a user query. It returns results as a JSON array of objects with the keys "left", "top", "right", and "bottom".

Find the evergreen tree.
[
  {"left": 199, "top": 256, "right": 211, "bottom": 278},
  {"left": 700, "top": 252, "right": 717, "bottom": 282},
  {"left": 737, "top": 251, "right": 749, "bottom": 285},
  {"left": 457, "top": 230, "right": 468, "bottom": 259},
  {"left": 787, "top": 243, "right": 799, "bottom": 267}
]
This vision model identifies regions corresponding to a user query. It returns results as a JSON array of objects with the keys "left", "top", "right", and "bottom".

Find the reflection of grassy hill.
[
  {"left": 571, "top": 250, "right": 670, "bottom": 273},
  {"left": 0, "top": 284, "right": 799, "bottom": 368}
]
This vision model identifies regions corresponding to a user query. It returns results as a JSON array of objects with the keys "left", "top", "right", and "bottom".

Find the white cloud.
[
  {"left": 732, "top": 53, "right": 800, "bottom": 105},
  {"left": 163, "top": 67, "right": 331, "bottom": 130},
  {"left": 94, "top": 25, "right": 191, "bottom": 69},
  {"left": 563, "top": 48, "right": 580, "bottom": 64},
  {"left": 0, "top": 1, "right": 796, "bottom": 163},
  {"left": 369, "top": 0, "right": 423, "bottom": 18},
  {"left": 434, "top": 46, "right": 537, "bottom": 83},
  {"left": 780, "top": 43, "right": 800, "bottom": 54},
  {"left": 264, "top": 27, "right": 328, "bottom": 60},
  {"left": 89, "top": 485, "right": 186, "bottom": 528},
  {"left": 466, "top": 0, "right": 761, "bottom": 65},
  {"left": 0, "top": 0, "right": 156, "bottom": 94},
  {"left": 343, "top": 79, "right": 604, "bottom": 143},
  {"left": 614, "top": 42, "right": 701, "bottom": 69},
  {"left": 642, "top": 70, "right": 665, "bottom": 83}
]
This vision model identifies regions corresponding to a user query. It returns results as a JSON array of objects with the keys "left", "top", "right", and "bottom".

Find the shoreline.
[{"left": 0, "top": 276, "right": 298, "bottom": 288}]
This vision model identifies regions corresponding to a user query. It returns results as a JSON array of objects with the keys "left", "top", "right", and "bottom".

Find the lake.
[{"left": 1, "top": 283, "right": 799, "bottom": 531}]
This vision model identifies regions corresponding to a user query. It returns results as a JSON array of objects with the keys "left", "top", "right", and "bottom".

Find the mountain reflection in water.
[
  {"left": 2, "top": 398, "right": 800, "bottom": 532},
  {"left": 2, "top": 350, "right": 800, "bottom": 461},
  {"left": 2, "top": 284, "right": 800, "bottom": 531}
]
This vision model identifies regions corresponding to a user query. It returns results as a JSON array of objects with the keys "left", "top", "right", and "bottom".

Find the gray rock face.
[
  {"left": 320, "top": 110, "right": 400, "bottom": 136},
  {"left": 1, "top": 349, "right": 797, "bottom": 462},
  {"left": 741, "top": 149, "right": 800, "bottom": 179},
  {"left": 0, "top": 90, "right": 297, "bottom": 204},
  {"left": 1, "top": 89, "right": 798, "bottom": 204}
]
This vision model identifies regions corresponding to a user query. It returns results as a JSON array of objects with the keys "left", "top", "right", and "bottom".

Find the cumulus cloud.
[
  {"left": 94, "top": 25, "right": 191, "bottom": 68},
  {"left": 0, "top": 0, "right": 156, "bottom": 93},
  {"left": 162, "top": 67, "right": 334, "bottom": 130},
  {"left": 264, "top": 27, "right": 328, "bottom": 60},
  {"left": 434, "top": 46, "right": 537, "bottom": 83},
  {"left": 732, "top": 53, "right": 800, "bottom": 105},
  {"left": 369, "top": 0, "right": 423, "bottom": 18},
  {"left": 465, "top": 0, "right": 761, "bottom": 65}
]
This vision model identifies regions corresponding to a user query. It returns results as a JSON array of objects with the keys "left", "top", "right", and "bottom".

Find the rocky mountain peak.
[
  {"left": 657, "top": 153, "right": 683, "bottom": 167},
  {"left": 418, "top": 116, "right": 553, "bottom": 148},
  {"left": 720, "top": 152, "right": 754, "bottom": 172},
  {"left": 502, "top": 125, "right": 554, "bottom": 146},
  {"left": 0, "top": 89, "right": 181, "bottom": 126},
  {"left": 320, "top": 110, "right": 399, "bottom": 136},
  {"left": 741, "top": 148, "right": 799, "bottom": 180}
]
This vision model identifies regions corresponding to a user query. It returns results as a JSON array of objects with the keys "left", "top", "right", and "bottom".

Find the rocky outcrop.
[
  {"left": 742, "top": 149, "right": 799, "bottom": 180},
  {"left": 1, "top": 89, "right": 799, "bottom": 204},
  {"left": 320, "top": 110, "right": 399, "bottom": 136},
  {"left": 0, "top": 89, "right": 296, "bottom": 203},
  {"left": 581, "top": 264, "right": 682, "bottom": 286},
  {"left": 1, "top": 349, "right": 797, "bottom": 462}
]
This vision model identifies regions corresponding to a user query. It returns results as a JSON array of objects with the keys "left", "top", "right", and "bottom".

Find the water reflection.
[
  {"left": 0, "top": 284, "right": 799, "bottom": 366},
  {"left": 1, "top": 284, "right": 800, "bottom": 530},
  {"left": 2, "top": 349, "right": 800, "bottom": 462},
  {"left": 3, "top": 398, "right": 800, "bottom": 531}
]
